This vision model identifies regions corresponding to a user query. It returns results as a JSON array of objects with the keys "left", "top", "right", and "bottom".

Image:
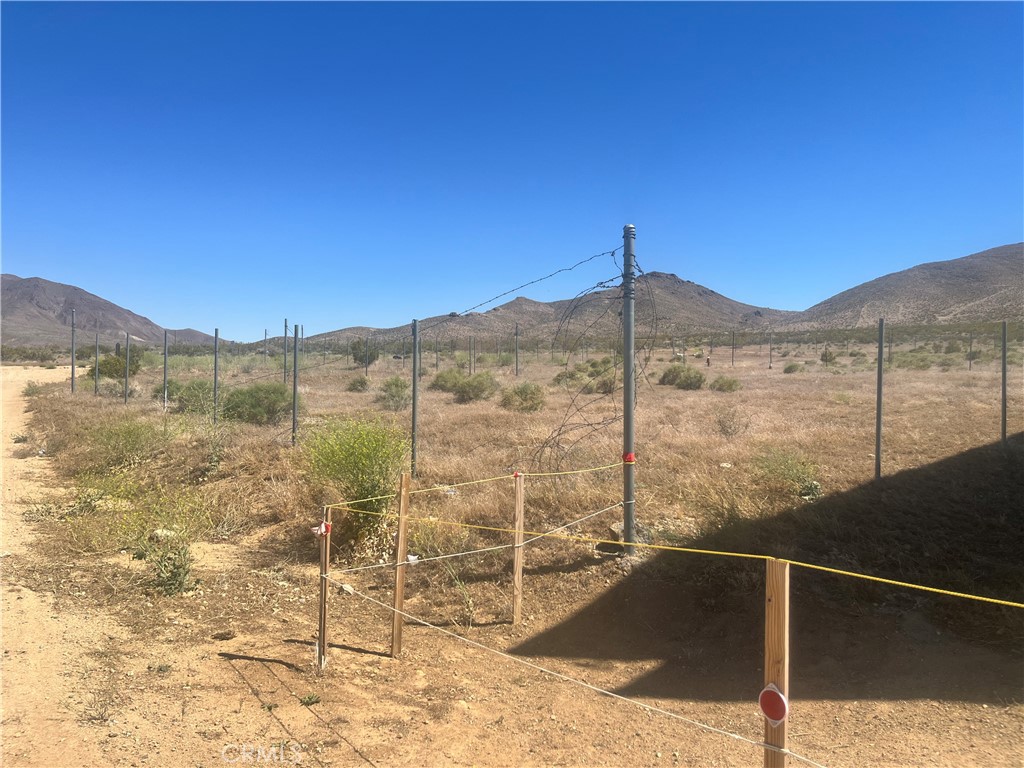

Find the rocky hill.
[
  {"left": 0, "top": 274, "right": 215, "bottom": 347},
  {"left": 785, "top": 243, "right": 1023, "bottom": 330},
  {"left": 4, "top": 243, "right": 1021, "bottom": 348}
]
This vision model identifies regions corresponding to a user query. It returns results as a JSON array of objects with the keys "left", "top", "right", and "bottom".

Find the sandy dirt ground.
[{"left": 1, "top": 364, "right": 1022, "bottom": 768}]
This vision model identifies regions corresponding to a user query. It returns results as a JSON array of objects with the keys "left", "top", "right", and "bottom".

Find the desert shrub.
[
  {"left": 966, "top": 350, "right": 982, "bottom": 362},
  {"left": 350, "top": 339, "right": 379, "bottom": 366},
  {"left": 658, "top": 364, "right": 688, "bottom": 386},
  {"left": 783, "top": 363, "right": 801, "bottom": 374},
  {"left": 551, "top": 369, "right": 585, "bottom": 388},
  {"left": 305, "top": 418, "right": 408, "bottom": 550},
  {"left": 346, "top": 376, "right": 370, "bottom": 392},
  {"left": 895, "top": 354, "right": 932, "bottom": 370},
  {"left": 375, "top": 376, "right": 412, "bottom": 411},
  {"left": 756, "top": 448, "right": 821, "bottom": 501},
  {"left": 85, "top": 418, "right": 166, "bottom": 472},
  {"left": 582, "top": 374, "right": 616, "bottom": 394},
  {"left": 222, "top": 382, "right": 293, "bottom": 425},
  {"left": 848, "top": 349, "right": 867, "bottom": 358},
  {"left": 500, "top": 383, "right": 546, "bottom": 412},
  {"left": 149, "top": 541, "right": 195, "bottom": 596},
  {"left": 714, "top": 406, "right": 750, "bottom": 438},
  {"left": 673, "top": 368, "right": 705, "bottom": 390},
  {"left": 89, "top": 352, "right": 142, "bottom": 380},
  {"left": 152, "top": 379, "right": 184, "bottom": 402},
  {"left": 496, "top": 352, "right": 514, "bottom": 367},
  {"left": 23, "top": 380, "right": 45, "bottom": 397},
  {"left": 175, "top": 380, "right": 215, "bottom": 415},
  {"left": 454, "top": 372, "right": 499, "bottom": 403},
  {"left": 430, "top": 368, "right": 467, "bottom": 393},
  {"left": 708, "top": 375, "right": 741, "bottom": 393},
  {"left": 820, "top": 349, "right": 837, "bottom": 365},
  {"left": 944, "top": 340, "right": 962, "bottom": 354}
]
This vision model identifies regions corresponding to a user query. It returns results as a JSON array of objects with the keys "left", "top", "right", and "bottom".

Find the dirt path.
[{"left": 1, "top": 365, "right": 118, "bottom": 766}]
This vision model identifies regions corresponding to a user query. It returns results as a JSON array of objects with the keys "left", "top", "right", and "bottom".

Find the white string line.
[
  {"left": 332, "top": 582, "right": 829, "bottom": 768},
  {"left": 330, "top": 502, "right": 624, "bottom": 576},
  {"left": 521, "top": 501, "right": 623, "bottom": 546}
]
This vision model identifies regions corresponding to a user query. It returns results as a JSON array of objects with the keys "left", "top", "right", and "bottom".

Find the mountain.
[
  {"left": 0, "top": 275, "right": 215, "bottom": 347},
  {"left": 785, "top": 244, "right": 1023, "bottom": 329},
  {"left": 4, "top": 243, "right": 1021, "bottom": 348}
]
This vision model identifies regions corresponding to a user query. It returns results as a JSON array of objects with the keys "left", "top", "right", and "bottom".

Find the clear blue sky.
[{"left": 3, "top": 2, "right": 1021, "bottom": 342}]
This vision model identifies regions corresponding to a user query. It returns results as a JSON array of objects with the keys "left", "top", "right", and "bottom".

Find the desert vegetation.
[{"left": 7, "top": 321, "right": 1023, "bottom": 767}]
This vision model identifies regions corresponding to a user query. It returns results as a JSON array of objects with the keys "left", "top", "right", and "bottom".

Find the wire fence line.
[{"left": 326, "top": 579, "right": 830, "bottom": 768}]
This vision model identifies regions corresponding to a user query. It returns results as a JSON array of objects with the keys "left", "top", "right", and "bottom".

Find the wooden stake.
[
  {"left": 316, "top": 508, "right": 333, "bottom": 670},
  {"left": 764, "top": 559, "right": 790, "bottom": 767},
  {"left": 512, "top": 473, "right": 525, "bottom": 625},
  {"left": 391, "top": 473, "right": 411, "bottom": 658}
]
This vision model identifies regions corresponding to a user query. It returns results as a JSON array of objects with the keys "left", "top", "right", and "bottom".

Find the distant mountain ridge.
[
  {"left": 0, "top": 274, "right": 215, "bottom": 347},
  {"left": 2, "top": 243, "right": 1021, "bottom": 348}
]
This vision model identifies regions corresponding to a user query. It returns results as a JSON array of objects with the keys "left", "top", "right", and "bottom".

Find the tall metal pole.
[
  {"left": 70, "top": 309, "right": 77, "bottom": 393},
  {"left": 163, "top": 330, "right": 169, "bottom": 409},
  {"left": 284, "top": 319, "right": 289, "bottom": 383},
  {"left": 875, "top": 318, "right": 885, "bottom": 479},
  {"left": 1001, "top": 320, "right": 1007, "bottom": 446},
  {"left": 411, "top": 320, "right": 419, "bottom": 478},
  {"left": 768, "top": 328, "right": 773, "bottom": 369},
  {"left": 124, "top": 332, "right": 130, "bottom": 405},
  {"left": 364, "top": 335, "right": 369, "bottom": 376},
  {"left": 622, "top": 224, "right": 637, "bottom": 552},
  {"left": 213, "top": 329, "right": 220, "bottom": 424},
  {"left": 292, "top": 326, "right": 299, "bottom": 445},
  {"left": 94, "top": 334, "right": 100, "bottom": 396},
  {"left": 515, "top": 323, "right": 520, "bottom": 376}
]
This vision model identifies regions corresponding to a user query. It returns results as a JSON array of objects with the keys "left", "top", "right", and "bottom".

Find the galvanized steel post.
[
  {"left": 292, "top": 326, "right": 299, "bottom": 445},
  {"left": 622, "top": 224, "right": 637, "bottom": 552},
  {"left": 213, "top": 329, "right": 220, "bottom": 424},
  {"left": 71, "top": 309, "right": 77, "bottom": 393},
  {"left": 163, "top": 330, "right": 169, "bottom": 409},
  {"left": 875, "top": 318, "right": 885, "bottom": 479},
  {"left": 411, "top": 319, "right": 419, "bottom": 478}
]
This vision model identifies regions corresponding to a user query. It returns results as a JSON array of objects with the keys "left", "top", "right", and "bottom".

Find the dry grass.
[{"left": 19, "top": 336, "right": 1024, "bottom": 639}]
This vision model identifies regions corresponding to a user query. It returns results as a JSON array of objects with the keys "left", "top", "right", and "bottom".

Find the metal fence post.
[
  {"left": 622, "top": 224, "right": 637, "bottom": 552},
  {"left": 292, "top": 326, "right": 299, "bottom": 445},
  {"left": 411, "top": 320, "right": 419, "bottom": 478},
  {"left": 94, "top": 333, "right": 100, "bottom": 396},
  {"left": 124, "top": 332, "right": 130, "bottom": 405},
  {"left": 875, "top": 318, "right": 885, "bottom": 479},
  {"left": 71, "top": 309, "right": 77, "bottom": 393},
  {"left": 1001, "top": 320, "right": 1008, "bottom": 446},
  {"left": 213, "top": 328, "right": 220, "bottom": 424},
  {"left": 163, "top": 330, "right": 169, "bottom": 409}
]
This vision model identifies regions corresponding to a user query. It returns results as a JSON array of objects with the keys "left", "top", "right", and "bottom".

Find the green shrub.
[
  {"left": 783, "top": 363, "right": 801, "bottom": 374},
  {"left": 89, "top": 418, "right": 167, "bottom": 472},
  {"left": 149, "top": 541, "right": 195, "bottom": 596},
  {"left": 756, "top": 448, "right": 821, "bottom": 501},
  {"left": 582, "top": 374, "right": 616, "bottom": 394},
  {"left": 820, "top": 349, "right": 837, "bottom": 365},
  {"left": 658, "top": 364, "right": 688, "bottom": 386},
  {"left": 89, "top": 352, "right": 142, "bottom": 380},
  {"left": 375, "top": 376, "right": 412, "bottom": 411},
  {"left": 895, "top": 354, "right": 932, "bottom": 370},
  {"left": 22, "top": 380, "right": 45, "bottom": 397},
  {"left": 152, "top": 379, "right": 184, "bottom": 402},
  {"left": 674, "top": 368, "right": 706, "bottom": 390},
  {"left": 500, "top": 383, "right": 546, "bottom": 412},
  {"left": 350, "top": 339, "right": 379, "bottom": 366},
  {"left": 454, "top": 372, "right": 499, "bottom": 403},
  {"left": 430, "top": 368, "right": 467, "bottom": 393},
  {"left": 708, "top": 375, "right": 741, "bottom": 392},
  {"left": 222, "top": 382, "right": 293, "bottom": 425},
  {"left": 305, "top": 418, "right": 408, "bottom": 548},
  {"left": 175, "top": 380, "right": 215, "bottom": 416},
  {"left": 346, "top": 375, "right": 370, "bottom": 392},
  {"left": 551, "top": 369, "right": 585, "bottom": 388},
  {"left": 944, "top": 340, "right": 962, "bottom": 354}
]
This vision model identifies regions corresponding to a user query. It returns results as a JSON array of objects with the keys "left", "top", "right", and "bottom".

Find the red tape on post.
[{"left": 623, "top": 452, "right": 636, "bottom": 464}]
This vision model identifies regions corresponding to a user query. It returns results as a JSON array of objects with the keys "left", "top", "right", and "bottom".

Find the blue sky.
[{"left": 3, "top": 2, "right": 1022, "bottom": 342}]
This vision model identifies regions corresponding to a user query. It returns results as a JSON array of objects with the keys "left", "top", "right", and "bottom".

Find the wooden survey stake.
[
  {"left": 391, "top": 473, "right": 411, "bottom": 658},
  {"left": 763, "top": 559, "right": 791, "bottom": 767}
]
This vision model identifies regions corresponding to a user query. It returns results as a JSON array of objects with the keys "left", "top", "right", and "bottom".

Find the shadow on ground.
[{"left": 511, "top": 435, "right": 1024, "bottom": 704}]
